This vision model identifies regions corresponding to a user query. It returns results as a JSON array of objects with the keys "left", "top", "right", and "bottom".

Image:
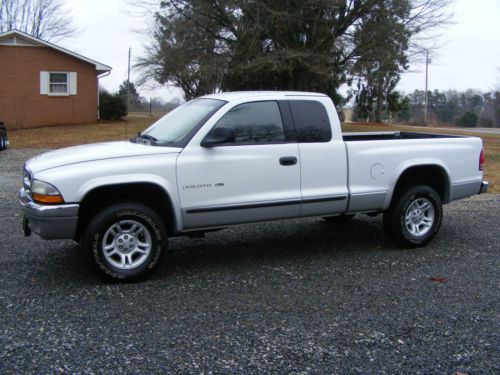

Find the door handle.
[{"left": 279, "top": 156, "right": 297, "bottom": 166}]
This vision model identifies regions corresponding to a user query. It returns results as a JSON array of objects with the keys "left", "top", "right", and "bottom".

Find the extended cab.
[{"left": 19, "top": 91, "right": 488, "bottom": 280}]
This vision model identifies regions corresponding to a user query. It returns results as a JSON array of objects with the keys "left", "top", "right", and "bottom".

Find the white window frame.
[{"left": 48, "top": 72, "right": 69, "bottom": 96}]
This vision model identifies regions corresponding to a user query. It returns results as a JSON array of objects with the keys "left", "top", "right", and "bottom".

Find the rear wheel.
[
  {"left": 383, "top": 185, "right": 442, "bottom": 247},
  {"left": 83, "top": 203, "right": 167, "bottom": 281}
]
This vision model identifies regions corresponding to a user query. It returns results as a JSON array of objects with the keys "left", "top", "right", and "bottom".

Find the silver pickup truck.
[{"left": 19, "top": 91, "right": 488, "bottom": 280}]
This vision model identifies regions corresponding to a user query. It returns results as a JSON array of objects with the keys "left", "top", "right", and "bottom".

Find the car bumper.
[
  {"left": 479, "top": 181, "right": 489, "bottom": 194},
  {"left": 18, "top": 188, "right": 79, "bottom": 240}
]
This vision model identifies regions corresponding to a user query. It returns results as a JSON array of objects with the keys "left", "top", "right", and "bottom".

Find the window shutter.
[
  {"left": 69, "top": 72, "right": 77, "bottom": 95},
  {"left": 40, "top": 71, "right": 48, "bottom": 95}
]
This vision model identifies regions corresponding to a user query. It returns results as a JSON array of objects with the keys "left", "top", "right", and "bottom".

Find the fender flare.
[
  {"left": 383, "top": 159, "right": 452, "bottom": 210},
  {"left": 77, "top": 174, "right": 183, "bottom": 233}
]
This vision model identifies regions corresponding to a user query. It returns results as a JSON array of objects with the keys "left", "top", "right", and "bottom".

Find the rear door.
[{"left": 177, "top": 100, "right": 301, "bottom": 229}]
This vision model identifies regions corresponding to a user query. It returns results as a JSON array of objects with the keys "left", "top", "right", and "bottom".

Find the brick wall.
[{"left": 0, "top": 45, "right": 99, "bottom": 130}]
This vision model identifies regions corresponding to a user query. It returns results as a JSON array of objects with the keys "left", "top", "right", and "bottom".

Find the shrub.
[
  {"left": 99, "top": 90, "right": 128, "bottom": 120},
  {"left": 456, "top": 112, "right": 478, "bottom": 127}
]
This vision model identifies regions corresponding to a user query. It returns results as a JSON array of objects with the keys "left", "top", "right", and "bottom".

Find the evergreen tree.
[
  {"left": 136, "top": 0, "right": 452, "bottom": 105},
  {"left": 118, "top": 81, "right": 146, "bottom": 111}
]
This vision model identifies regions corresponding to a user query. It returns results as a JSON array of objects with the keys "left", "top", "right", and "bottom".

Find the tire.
[
  {"left": 83, "top": 203, "right": 167, "bottom": 281},
  {"left": 383, "top": 185, "right": 443, "bottom": 248},
  {"left": 0, "top": 126, "right": 5, "bottom": 151},
  {"left": 323, "top": 214, "right": 355, "bottom": 224}
]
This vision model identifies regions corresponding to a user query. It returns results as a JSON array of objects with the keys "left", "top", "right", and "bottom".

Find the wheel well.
[
  {"left": 77, "top": 183, "right": 176, "bottom": 237},
  {"left": 392, "top": 165, "right": 449, "bottom": 203}
]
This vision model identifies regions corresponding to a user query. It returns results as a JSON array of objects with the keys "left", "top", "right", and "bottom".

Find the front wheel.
[
  {"left": 83, "top": 203, "right": 167, "bottom": 281},
  {"left": 383, "top": 185, "right": 443, "bottom": 248}
]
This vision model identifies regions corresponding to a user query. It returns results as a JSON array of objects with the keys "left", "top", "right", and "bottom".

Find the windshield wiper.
[
  {"left": 138, "top": 133, "right": 158, "bottom": 142},
  {"left": 132, "top": 133, "right": 158, "bottom": 144}
]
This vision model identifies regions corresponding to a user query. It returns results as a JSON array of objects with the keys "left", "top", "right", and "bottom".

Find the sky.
[
  {"left": 65, "top": 0, "right": 500, "bottom": 101},
  {"left": 397, "top": 0, "right": 500, "bottom": 93}
]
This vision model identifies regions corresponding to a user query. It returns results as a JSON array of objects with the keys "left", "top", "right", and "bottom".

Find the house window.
[
  {"left": 40, "top": 71, "right": 77, "bottom": 96},
  {"left": 49, "top": 72, "right": 69, "bottom": 95}
]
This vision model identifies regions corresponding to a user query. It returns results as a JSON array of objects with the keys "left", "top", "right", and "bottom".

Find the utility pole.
[
  {"left": 424, "top": 49, "right": 429, "bottom": 124},
  {"left": 126, "top": 47, "right": 131, "bottom": 138},
  {"left": 127, "top": 47, "right": 131, "bottom": 109}
]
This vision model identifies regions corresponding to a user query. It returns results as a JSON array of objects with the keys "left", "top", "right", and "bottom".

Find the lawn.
[
  {"left": 6, "top": 115, "right": 499, "bottom": 193},
  {"left": 7, "top": 115, "right": 160, "bottom": 149}
]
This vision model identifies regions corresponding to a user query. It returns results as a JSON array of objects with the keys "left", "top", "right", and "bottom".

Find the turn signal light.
[{"left": 32, "top": 193, "right": 64, "bottom": 204}]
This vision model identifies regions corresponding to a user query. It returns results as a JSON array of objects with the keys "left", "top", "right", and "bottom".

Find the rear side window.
[
  {"left": 289, "top": 101, "right": 332, "bottom": 142},
  {"left": 213, "top": 101, "right": 285, "bottom": 145}
]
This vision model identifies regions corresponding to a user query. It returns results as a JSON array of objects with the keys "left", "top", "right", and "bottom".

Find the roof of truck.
[{"left": 202, "top": 91, "right": 328, "bottom": 101}]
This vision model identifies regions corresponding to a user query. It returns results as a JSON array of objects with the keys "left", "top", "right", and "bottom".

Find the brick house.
[{"left": 0, "top": 30, "right": 111, "bottom": 130}]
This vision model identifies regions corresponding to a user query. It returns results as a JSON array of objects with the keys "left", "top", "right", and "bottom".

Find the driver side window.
[{"left": 213, "top": 101, "right": 285, "bottom": 145}]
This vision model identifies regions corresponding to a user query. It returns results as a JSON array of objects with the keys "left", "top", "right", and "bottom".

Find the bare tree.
[
  {"left": 405, "top": 0, "right": 454, "bottom": 62},
  {"left": 0, "top": 0, "right": 76, "bottom": 42}
]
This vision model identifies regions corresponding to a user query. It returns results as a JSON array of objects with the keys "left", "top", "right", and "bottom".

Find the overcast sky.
[{"left": 66, "top": 0, "right": 500, "bottom": 101}]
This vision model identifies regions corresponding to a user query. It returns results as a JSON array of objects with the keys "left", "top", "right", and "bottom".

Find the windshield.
[{"left": 141, "top": 98, "right": 226, "bottom": 146}]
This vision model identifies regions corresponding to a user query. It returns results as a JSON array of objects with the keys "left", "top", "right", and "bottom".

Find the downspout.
[{"left": 97, "top": 71, "right": 111, "bottom": 120}]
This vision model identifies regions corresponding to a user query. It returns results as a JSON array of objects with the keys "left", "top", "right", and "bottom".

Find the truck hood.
[{"left": 26, "top": 141, "right": 182, "bottom": 173}]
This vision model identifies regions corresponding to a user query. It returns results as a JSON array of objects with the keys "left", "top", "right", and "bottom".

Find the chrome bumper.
[
  {"left": 18, "top": 188, "right": 79, "bottom": 240},
  {"left": 479, "top": 181, "right": 489, "bottom": 194}
]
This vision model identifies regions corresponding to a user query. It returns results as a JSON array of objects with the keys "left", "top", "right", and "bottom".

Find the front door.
[{"left": 177, "top": 100, "right": 301, "bottom": 229}]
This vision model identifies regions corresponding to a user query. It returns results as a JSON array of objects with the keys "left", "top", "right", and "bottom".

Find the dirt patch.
[
  {"left": 4, "top": 117, "right": 497, "bottom": 193},
  {"left": 7, "top": 115, "right": 159, "bottom": 150}
]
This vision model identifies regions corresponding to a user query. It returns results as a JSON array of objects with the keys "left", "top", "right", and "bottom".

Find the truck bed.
[
  {"left": 342, "top": 131, "right": 463, "bottom": 142},
  {"left": 342, "top": 131, "right": 482, "bottom": 213}
]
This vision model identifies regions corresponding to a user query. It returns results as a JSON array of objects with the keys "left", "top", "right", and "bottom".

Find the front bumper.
[
  {"left": 479, "top": 181, "right": 489, "bottom": 194},
  {"left": 18, "top": 188, "right": 79, "bottom": 240}
]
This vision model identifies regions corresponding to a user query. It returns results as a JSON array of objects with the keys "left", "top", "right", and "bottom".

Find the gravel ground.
[{"left": 1, "top": 149, "right": 499, "bottom": 374}]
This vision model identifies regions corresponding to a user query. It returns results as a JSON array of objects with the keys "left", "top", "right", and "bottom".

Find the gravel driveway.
[{"left": 1, "top": 149, "right": 499, "bottom": 374}]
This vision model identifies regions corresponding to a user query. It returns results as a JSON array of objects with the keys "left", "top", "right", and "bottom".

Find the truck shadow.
[
  {"left": 155, "top": 216, "right": 396, "bottom": 278},
  {"left": 38, "top": 216, "right": 410, "bottom": 285}
]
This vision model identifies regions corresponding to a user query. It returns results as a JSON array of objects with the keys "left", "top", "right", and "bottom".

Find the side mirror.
[{"left": 201, "top": 126, "right": 236, "bottom": 148}]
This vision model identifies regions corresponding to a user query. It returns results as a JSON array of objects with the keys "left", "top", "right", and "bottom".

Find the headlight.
[{"left": 31, "top": 179, "right": 64, "bottom": 204}]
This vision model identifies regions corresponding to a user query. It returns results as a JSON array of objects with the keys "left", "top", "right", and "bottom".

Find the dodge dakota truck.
[{"left": 19, "top": 91, "right": 488, "bottom": 280}]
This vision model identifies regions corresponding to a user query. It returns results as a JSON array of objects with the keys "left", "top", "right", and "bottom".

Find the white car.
[{"left": 19, "top": 91, "right": 488, "bottom": 280}]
